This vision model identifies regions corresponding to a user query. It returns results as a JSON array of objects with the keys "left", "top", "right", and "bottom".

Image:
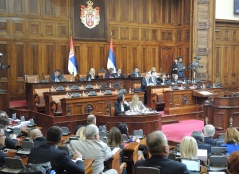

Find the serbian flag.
[
  {"left": 68, "top": 36, "right": 78, "bottom": 76},
  {"left": 107, "top": 38, "right": 117, "bottom": 73}
]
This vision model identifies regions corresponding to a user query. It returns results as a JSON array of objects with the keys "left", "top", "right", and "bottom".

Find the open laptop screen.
[{"left": 181, "top": 159, "right": 200, "bottom": 172}]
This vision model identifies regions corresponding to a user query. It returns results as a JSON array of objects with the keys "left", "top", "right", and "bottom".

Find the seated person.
[
  {"left": 203, "top": 124, "right": 219, "bottom": 146},
  {"left": 131, "top": 67, "right": 142, "bottom": 77},
  {"left": 114, "top": 93, "right": 130, "bottom": 116},
  {"left": 108, "top": 127, "right": 126, "bottom": 174},
  {"left": 106, "top": 68, "right": 115, "bottom": 79},
  {"left": 68, "top": 124, "right": 117, "bottom": 174},
  {"left": 29, "top": 129, "right": 47, "bottom": 147},
  {"left": 140, "top": 72, "right": 152, "bottom": 92},
  {"left": 191, "top": 131, "right": 212, "bottom": 155},
  {"left": 50, "top": 69, "right": 65, "bottom": 82},
  {"left": 158, "top": 73, "right": 167, "bottom": 84},
  {"left": 177, "top": 136, "right": 205, "bottom": 166},
  {"left": 87, "top": 114, "right": 96, "bottom": 125},
  {"left": 113, "top": 68, "right": 124, "bottom": 78},
  {"left": 135, "top": 131, "right": 189, "bottom": 174},
  {"left": 221, "top": 127, "right": 239, "bottom": 155},
  {"left": 0, "top": 116, "right": 18, "bottom": 149},
  {"left": 150, "top": 71, "right": 158, "bottom": 85},
  {"left": 0, "top": 125, "right": 6, "bottom": 167},
  {"left": 128, "top": 94, "right": 146, "bottom": 112},
  {"left": 171, "top": 74, "right": 183, "bottom": 84},
  {"left": 28, "top": 126, "right": 84, "bottom": 174},
  {"left": 86, "top": 68, "right": 95, "bottom": 81},
  {"left": 227, "top": 151, "right": 239, "bottom": 174}
]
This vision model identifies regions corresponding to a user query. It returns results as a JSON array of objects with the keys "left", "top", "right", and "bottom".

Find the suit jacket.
[
  {"left": 28, "top": 143, "right": 84, "bottom": 174},
  {"left": 131, "top": 71, "right": 142, "bottom": 77},
  {"left": 140, "top": 78, "right": 149, "bottom": 92},
  {"left": 4, "top": 130, "right": 18, "bottom": 149},
  {"left": 0, "top": 150, "right": 6, "bottom": 167},
  {"left": 33, "top": 136, "right": 47, "bottom": 147},
  {"left": 50, "top": 74, "right": 64, "bottom": 82},
  {"left": 135, "top": 155, "right": 189, "bottom": 174},
  {"left": 105, "top": 73, "right": 114, "bottom": 79},
  {"left": 150, "top": 77, "right": 157, "bottom": 85},
  {"left": 196, "top": 141, "right": 212, "bottom": 155},
  {"left": 114, "top": 101, "right": 130, "bottom": 116},
  {"left": 68, "top": 139, "right": 112, "bottom": 174},
  {"left": 113, "top": 73, "right": 125, "bottom": 78},
  {"left": 204, "top": 137, "right": 218, "bottom": 146}
]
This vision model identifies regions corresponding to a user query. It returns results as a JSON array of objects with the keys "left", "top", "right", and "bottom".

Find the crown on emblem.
[{"left": 86, "top": 0, "right": 94, "bottom": 6}]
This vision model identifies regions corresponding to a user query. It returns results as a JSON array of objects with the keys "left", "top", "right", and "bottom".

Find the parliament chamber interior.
[{"left": 0, "top": 0, "right": 239, "bottom": 174}]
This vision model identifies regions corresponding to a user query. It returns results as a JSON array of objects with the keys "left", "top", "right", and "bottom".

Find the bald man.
[{"left": 30, "top": 129, "right": 47, "bottom": 147}]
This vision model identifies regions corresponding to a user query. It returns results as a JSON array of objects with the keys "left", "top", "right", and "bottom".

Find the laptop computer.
[
  {"left": 181, "top": 159, "right": 200, "bottom": 172},
  {"left": 27, "top": 118, "right": 36, "bottom": 127},
  {"left": 1, "top": 157, "right": 24, "bottom": 173},
  {"left": 16, "top": 141, "right": 34, "bottom": 155},
  {"left": 133, "top": 130, "right": 144, "bottom": 139},
  {"left": 207, "top": 155, "right": 227, "bottom": 171}
]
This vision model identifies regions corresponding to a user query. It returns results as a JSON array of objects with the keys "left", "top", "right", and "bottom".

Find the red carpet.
[
  {"left": 10, "top": 100, "right": 26, "bottom": 107},
  {"left": 162, "top": 119, "right": 204, "bottom": 143}
]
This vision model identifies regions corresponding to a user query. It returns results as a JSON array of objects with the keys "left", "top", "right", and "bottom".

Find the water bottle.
[
  {"left": 34, "top": 79, "right": 37, "bottom": 83},
  {"left": 109, "top": 83, "right": 112, "bottom": 88},
  {"left": 129, "top": 88, "right": 131, "bottom": 93},
  {"left": 70, "top": 77, "right": 73, "bottom": 82}
]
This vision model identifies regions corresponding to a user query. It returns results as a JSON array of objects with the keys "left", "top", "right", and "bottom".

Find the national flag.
[
  {"left": 107, "top": 38, "right": 117, "bottom": 73},
  {"left": 68, "top": 36, "right": 78, "bottom": 76}
]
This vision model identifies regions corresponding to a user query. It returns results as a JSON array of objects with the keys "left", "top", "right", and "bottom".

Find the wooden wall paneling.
[
  {"left": 151, "top": 28, "right": 159, "bottom": 41},
  {"left": 130, "top": 28, "right": 139, "bottom": 41},
  {"left": 0, "top": 0, "right": 8, "bottom": 13},
  {"left": 141, "top": 28, "right": 149, "bottom": 41},
  {"left": 57, "top": 43, "right": 68, "bottom": 74},
  {"left": 108, "top": 0, "right": 119, "bottom": 22},
  {"left": 120, "top": 0, "right": 129, "bottom": 22},
  {"left": 0, "top": 41, "right": 9, "bottom": 93},
  {"left": 176, "top": 0, "right": 182, "bottom": 26},
  {"left": 43, "top": 22, "right": 55, "bottom": 37},
  {"left": 141, "top": 46, "right": 150, "bottom": 72},
  {"left": 120, "top": 27, "right": 129, "bottom": 40},
  {"left": 160, "top": 46, "right": 174, "bottom": 74},
  {"left": 44, "top": 43, "right": 55, "bottom": 77},
  {"left": 151, "top": 46, "right": 160, "bottom": 72},
  {"left": 214, "top": 45, "right": 221, "bottom": 83},
  {"left": 120, "top": 45, "right": 128, "bottom": 74},
  {"left": 43, "top": 0, "right": 55, "bottom": 16},
  {"left": 131, "top": 45, "right": 140, "bottom": 73},
  {"left": 9, "top": 0, "right": 26, "bottom": 14},
  {"left": 151, "top": 0, "right": 160, "bottom": 25},
  {"left": 231, "top": 46, "right": 237, "bottom": 84},
  {"left": 140, "top": 0, "right": 149, "bottom": 24},
  {"left": 184, "top": 0, "right": 190, "bottom": 25},
  {"left": 130, "top": 0, "right": 140, "bottom": 22},
  {"left": 222, "top": 45, "right": 229, "bottom": 84},
  {"left": 95, "top": 43, "right": 107, "bottom": 71},
  {"left": 55, "top": 0, "right": 69, "bottom": 17},
  {"left": 0, "top": 18, "right": 8, "bottom": 35},
  {"left": 56, "top": 22, "right": 69, "bottom": 39},
  {"left": 28, "top": 20, "right": 41, "bottom": 38},
  {"left": 27, "top": 0, "right": 40, "bottom": 15},
  {"left": 12, "top": 19, "right": 26, "bottom": 37}
]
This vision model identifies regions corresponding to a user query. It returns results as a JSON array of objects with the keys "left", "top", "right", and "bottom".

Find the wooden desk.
[
  {"left": 124, "top": 142, "right": 139, "bottom": 174},
  {"left": 60, "top": 92, "right": 144, "bottom": 116},
  {"left": 163, "top": 88, "right": 225, "bottom": 115},
  {"left": 105, "top": 148, "right": 122, "bottom": 174},
  {"left": 96, "top": 113, "right": 161, "bottom": 136},
  {"left": 26, "top": 78, "right": 142, "bottom": 111},
  {"left": 43, "top": 87, "right": 116, "bottom": 115}
]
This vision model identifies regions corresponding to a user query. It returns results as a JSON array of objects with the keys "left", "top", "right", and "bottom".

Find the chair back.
[
  {"left": 136, "top": 166, "right": 160, "bottom": 174},
  {"left": 25, "top": 74, "right": 40, "bottom": 83},
  {"left": 99, "top": 125, "right": 107, "bottom": 132},
  {"left": 62, "top": 74, "right": 75, "bottom": 81}
]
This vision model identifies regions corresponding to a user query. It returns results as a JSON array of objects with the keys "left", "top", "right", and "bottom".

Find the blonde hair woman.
[
  {"left": 86, "top": 68, "right": 95, "bottom": 81},
  {"left": 128, "top": 94, "right": 146, "bottom": 112},
  {"left": 178, "top": 136, "right": 205, "bottom": 166},
  {"left": 221, "top": 127, "right": 239, "bottom": 155},
  {"left": 75, "top": 126, "right": 86, "bottom": 140}
]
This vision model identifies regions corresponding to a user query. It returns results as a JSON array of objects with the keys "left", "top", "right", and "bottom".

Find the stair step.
[{"left": 162, "top": 120, "right": 179, "bottom": 125}]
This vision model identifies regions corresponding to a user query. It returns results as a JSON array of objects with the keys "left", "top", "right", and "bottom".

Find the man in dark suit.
[
  {"left": 29, "top": 129, "right": 47, "bottom": 147},
  {"left": 135, "top": 131, "right": 189, "bottom": 174},
  {"left": 203, "top": 124, "right": 220, "bottom": 146},
  {"left": 113, "top": 68, "right": 125, "bottom": 78},
  {"left": 50, "top": 69, "right": 64, "bottom": 82},
  {"left": 192, "top": 130, "right": 212, "bottom": 155},
  {"left": 131, "top": 67, "right": 142, "bottom": 77},
  {"left": 28, "top": 126, "right": 84, "bottom": 174}
]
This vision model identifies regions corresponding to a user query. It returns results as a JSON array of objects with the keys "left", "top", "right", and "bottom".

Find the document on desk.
[
  {"left": 112, "top": 147, "right": 120, "bottom": 155},
  {"left": 198, "top": 91, "right": 213, "bottom": 95}
]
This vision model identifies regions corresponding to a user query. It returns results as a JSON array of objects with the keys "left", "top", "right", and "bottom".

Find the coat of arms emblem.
[{"left": 80, "top": 0, "right": 100, "bottom": 29}]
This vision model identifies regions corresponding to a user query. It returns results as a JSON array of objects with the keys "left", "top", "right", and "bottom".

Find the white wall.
[{"left": 216, "top": 0, "right": 239, "bottom": 20}]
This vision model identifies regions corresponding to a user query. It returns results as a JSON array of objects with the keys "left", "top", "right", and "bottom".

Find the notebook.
[
  {"left": 181, "top": 159, "right": 200, "bottom": 172},
  {"left": 16, "top": 141, "right": 34, "bottom": 155}
]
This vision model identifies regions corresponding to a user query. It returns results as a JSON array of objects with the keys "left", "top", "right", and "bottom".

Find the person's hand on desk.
[{"left": 72, "top": 150, "right": 83, "bottom": 161}]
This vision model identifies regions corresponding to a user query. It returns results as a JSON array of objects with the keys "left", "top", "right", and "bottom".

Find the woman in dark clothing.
[{"left": 172, "top": 58, "right": 178, "bottom": 75}]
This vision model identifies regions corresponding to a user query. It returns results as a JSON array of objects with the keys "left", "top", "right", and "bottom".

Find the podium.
[{"left": 193, "top": 90, "right": 218, "bottom": 104}]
